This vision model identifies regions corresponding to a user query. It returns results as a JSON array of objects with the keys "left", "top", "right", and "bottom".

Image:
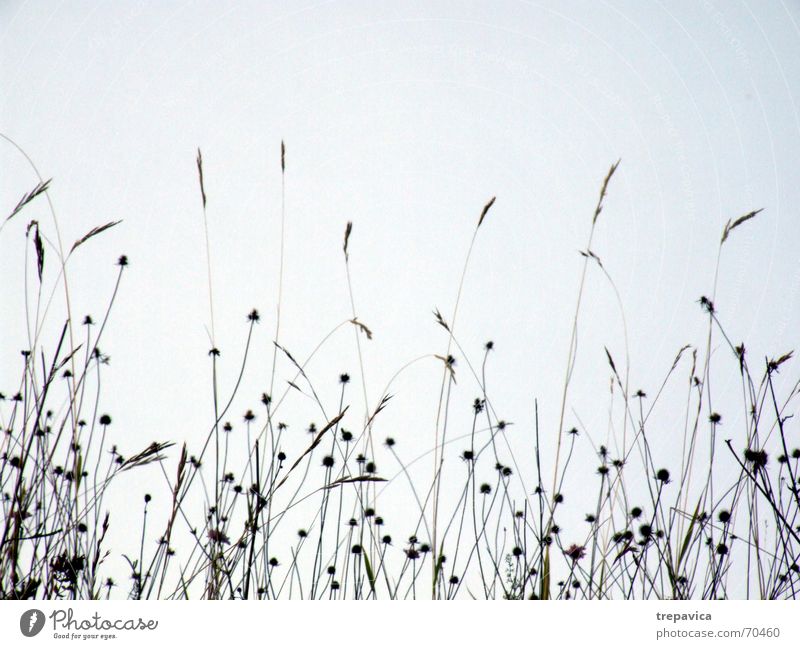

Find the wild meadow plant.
[{"left": 1, "top": 136, "right": 798, "bottom": 599}]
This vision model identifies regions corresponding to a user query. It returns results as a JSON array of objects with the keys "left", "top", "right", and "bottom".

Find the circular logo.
[{"left": 20, "top": 609, "right": 45, "bottom": 637}]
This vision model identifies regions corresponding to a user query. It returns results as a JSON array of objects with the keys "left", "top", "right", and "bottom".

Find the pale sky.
[{"left": 2, "top": 1, "right": 799, "bottom": 597}]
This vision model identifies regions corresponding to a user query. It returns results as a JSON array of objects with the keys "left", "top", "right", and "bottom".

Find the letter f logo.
[{"left": 20, "top": 609, "right": 45, "bottom": 637}]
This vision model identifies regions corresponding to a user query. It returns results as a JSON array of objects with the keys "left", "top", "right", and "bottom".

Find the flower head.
[{"left": 564, "top": 544, "right": 586, "bottom": 562}]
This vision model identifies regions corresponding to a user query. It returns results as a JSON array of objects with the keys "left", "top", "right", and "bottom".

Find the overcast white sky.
[{"left": 2, "top": 1, "right": 799, "bottom": 593}]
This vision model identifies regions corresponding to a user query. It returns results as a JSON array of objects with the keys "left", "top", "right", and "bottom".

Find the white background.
[{"left": 1, "top": 0, "right": 799, "bottom": 598}]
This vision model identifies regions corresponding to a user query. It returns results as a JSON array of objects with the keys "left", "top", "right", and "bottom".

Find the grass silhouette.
[{"left": 1, "top": 138, "right": 798, "bottom": 600}]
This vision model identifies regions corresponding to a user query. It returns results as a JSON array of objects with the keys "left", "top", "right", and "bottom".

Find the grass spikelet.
[
  {"left": 366, "top": 394, "right": 393, "bottom": 429},
  {"left": 324, "top": 476, "right": 387, "bottom": 489},
  {"left": 70, "top": 220, "right": 122, "bottom": 254},
  {"left": 433, "top": 308, "right": 450, "bottom": 332},
  {"left": 26, "top": 220, "right": 44, "bottom": 281},
  {"left": 767, "top": 351, "right": 793, "bottom": 373},
  {"left": 349, "top": 317, "right": 372, "bottom": 339},
  {"left": 477, "top": 196, "right": 496, "bottom": 228},
  {"left": 5, "top": 178, "right": 51, "bottom": 223},
  {"left": 593, "top": 159, "right": 620, "bottom": 224},
  {"left": 120, "top": 441, "right": 175, "bottom": 472},
  {"left": 273, "top": 409, "right": 349, "bottom": 492},
  {"left": 721, "top": 208, "right": 762, "bottom": 243},
  {"left": 196, "top": 149, "right": 207, "bottom": 208},
  {"left": 343, "top": 221, "right": 353, "bottom": 259}
]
